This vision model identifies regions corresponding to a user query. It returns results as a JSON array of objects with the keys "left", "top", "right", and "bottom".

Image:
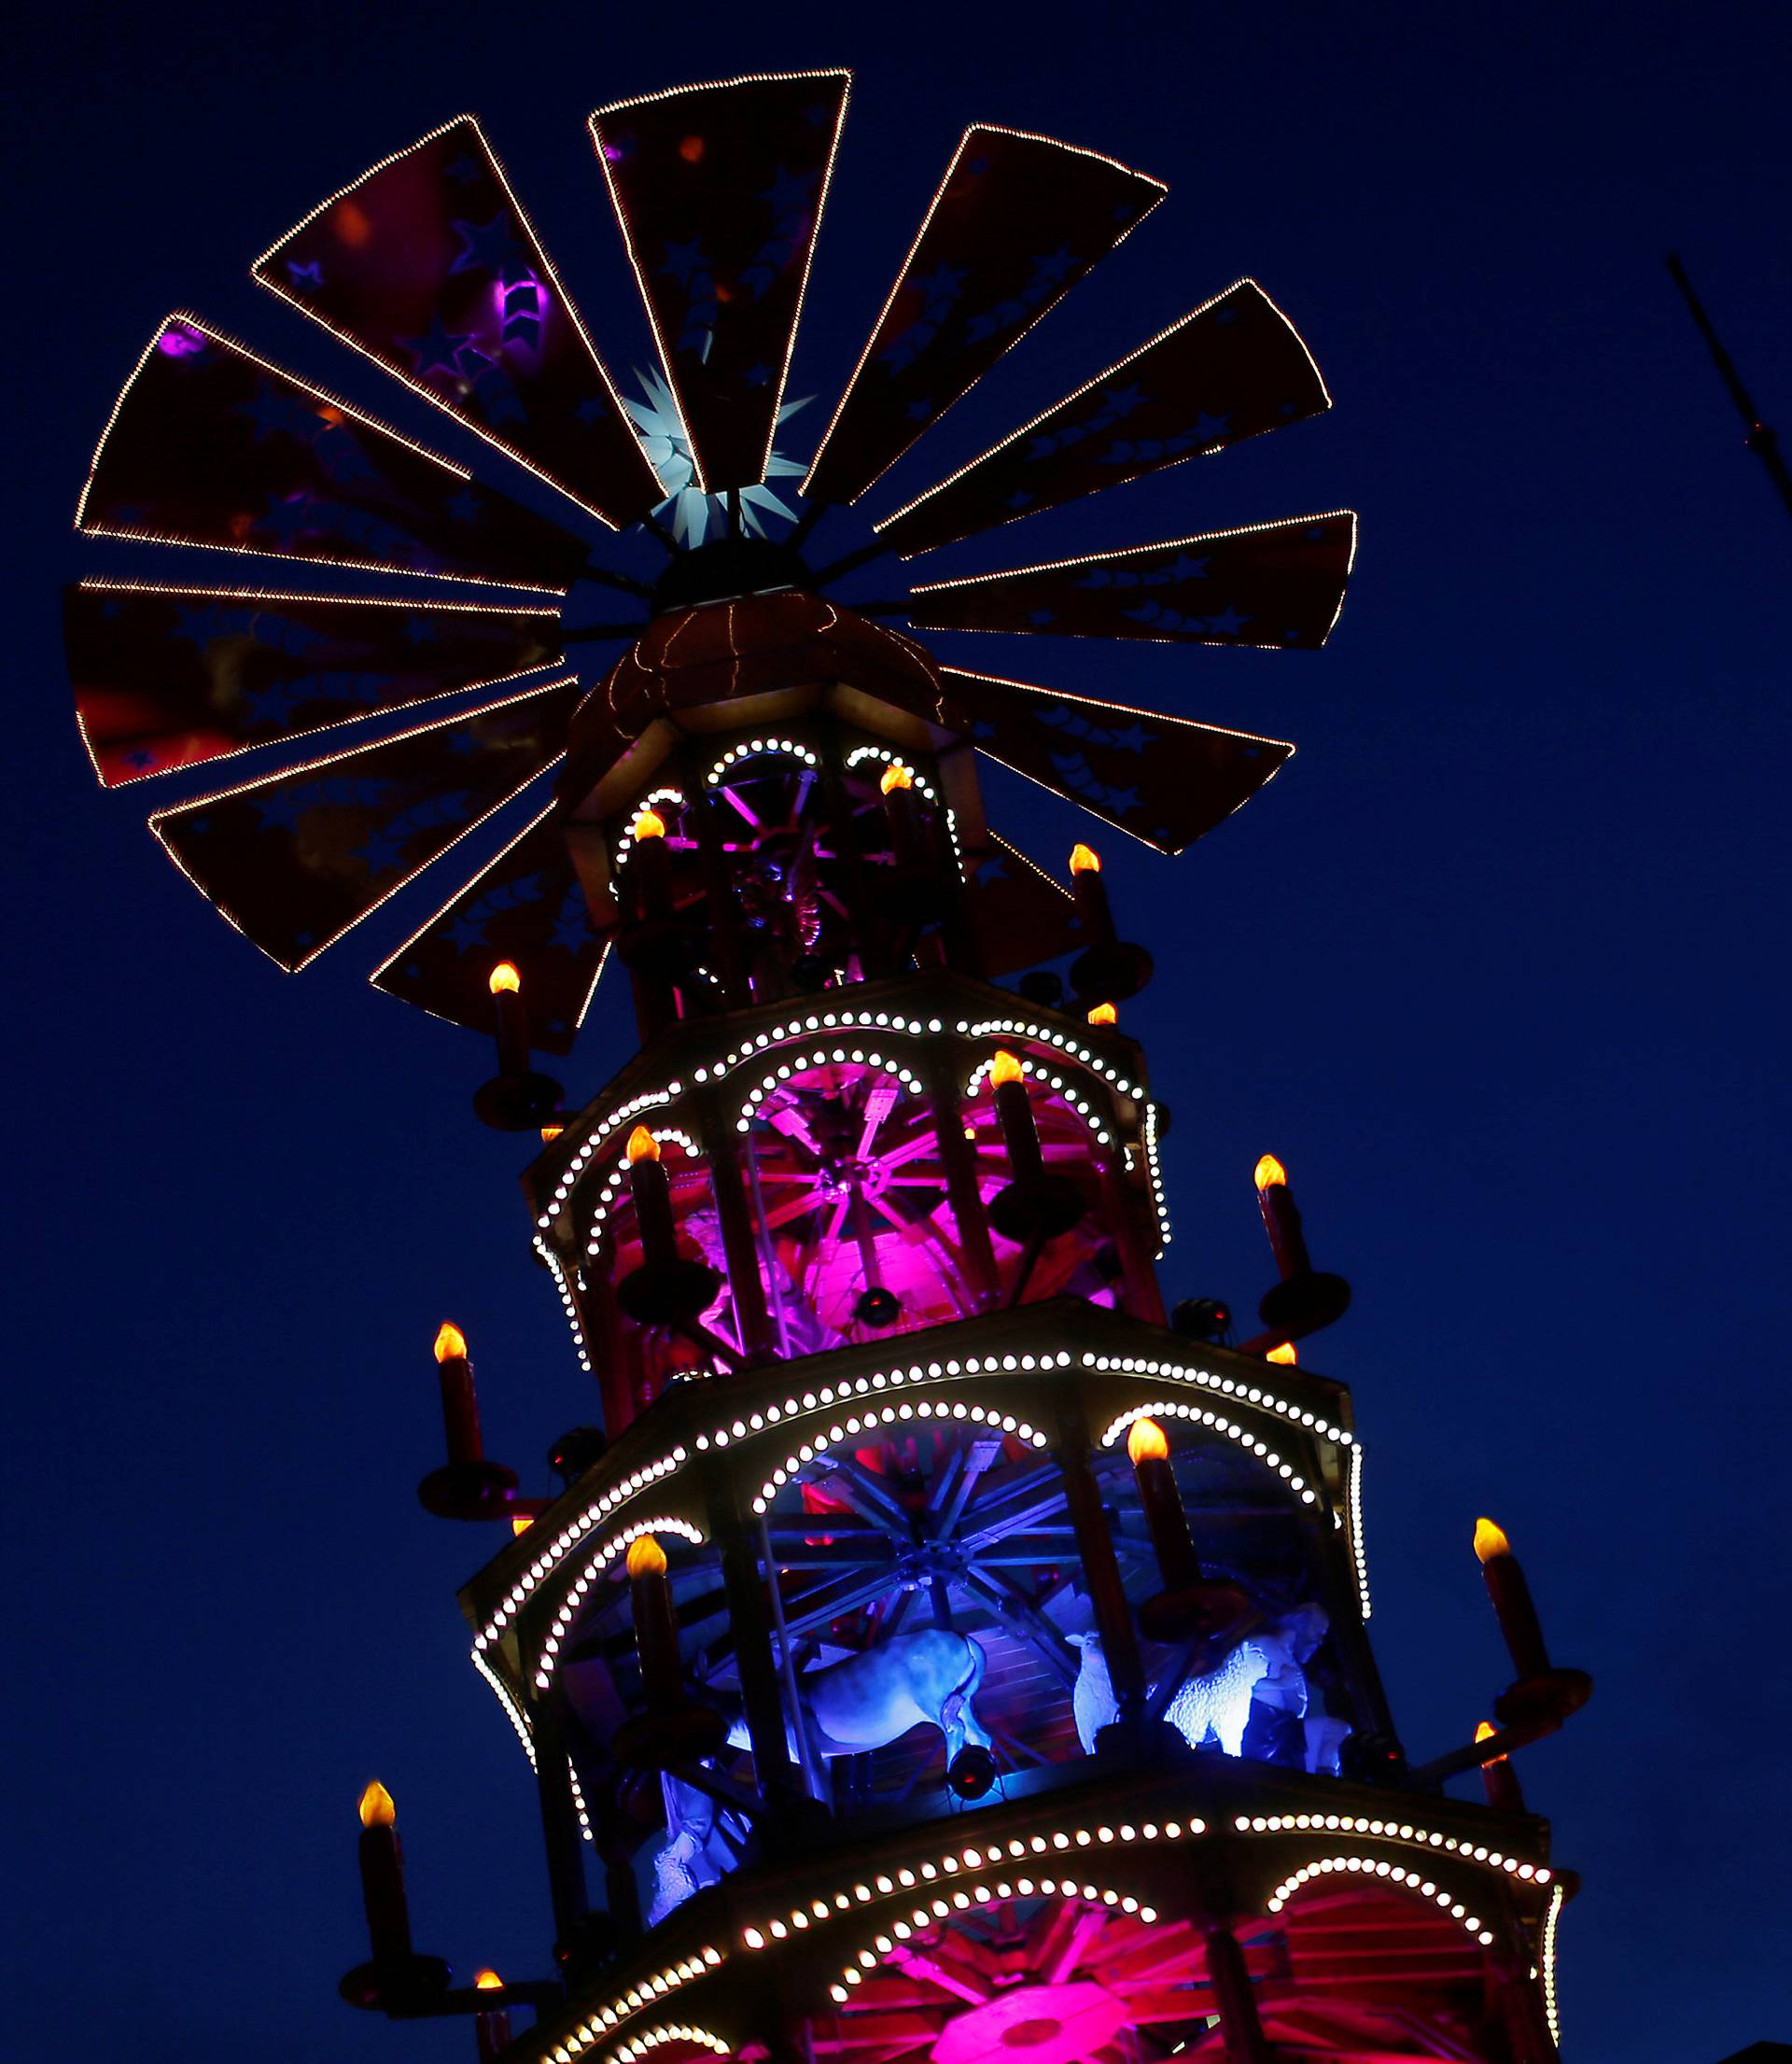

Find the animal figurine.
[
  {"left": 1070, "top": 1605, "right": 1349, "bottom": 1771},
  {"left": 649, "top": 1628, "right": 991, "bottom": 1919}
]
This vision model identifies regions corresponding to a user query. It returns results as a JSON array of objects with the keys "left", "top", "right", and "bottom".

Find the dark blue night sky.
[{"left": 8, "top": 3, "right": 1788, "bottom": 2058}]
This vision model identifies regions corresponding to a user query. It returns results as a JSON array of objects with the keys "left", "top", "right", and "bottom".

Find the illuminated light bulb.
[
  {"left": 511, "top": 1514, "right": 534, "bottom": 1537},
  {"left": 1086, "top": 1002, "right": 1117, "bottom": 1026},
  {"left": 631, "top": 807, "right": 666, "bottom": 841},
  {"left": 1254, "top": 1153, "right": 1288, "bottom": 1192},
  {"left": 488, "top": 962, "right": 521, "bottom": 996},
  {"left": 626, "top": 1534, "right": 668, "bottom": 1580},
  {"left": 626, "top": 1126, "right": 662, "bottom": 1165},
  {"left": 879, "top": 762, "right": 915, "bottom": 795},
  {"left": 1127, "top": 1417, "right": 1169, "bottom": 1465},
  {"left": 1267, "top": 1341, "right": 1299, "bottom": 1366},
  {"left": 1069, "top": 843, "right": 1100, "bottom": 875},
  {"left": 434, "top": 1322, "right": 469, "bottom": 1365},
  {"left": 989, "top": 1049, "right": 1026, "bottom": 1088},
  {"left": 474, "top": 1969, "right": 503, "bottom": 1991},
  {"left": 358, "top": 1780, "right": 396, "bottom": 1829},
  {"left": 1474, "top": 1516, "right": 1511, "bottom": 1564}
]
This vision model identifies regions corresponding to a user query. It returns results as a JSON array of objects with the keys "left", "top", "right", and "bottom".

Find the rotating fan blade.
[
  {"left": 803, "top": 125, "right": 1165, "bottom": 509},
  {"left": 876, "top": 280, "right": 1333, "bottom": 557},
  {"left": 371, "top": 803, "right": 605, "bottom": 1051},
  {"left": 591, "top": 70, "right": 849, "bottom": 491},
  {"left": 252, "top": 116, "right": 663, "bottom": 527},
  {"left": 940, "top": 667, "right": 1293, "bottom": 853},
  {"left": 908, "top": 512, "right": 1357, "bottom": 649},
  {"left": 149, "top": 681, "right": 575, "bottom": 971},
  {"left": 68, "top": 583, "right": 563, "bottom": 787},
  {"left": 962, "top": 832, "right": 1087, "bottom": 977},
  {"left": 77, "top": 318, "right": 584, "bottom": 590}
]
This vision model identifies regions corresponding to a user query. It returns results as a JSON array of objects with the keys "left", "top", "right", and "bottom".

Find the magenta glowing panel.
[
  {"left": 149, "top": 682, "right": 574, "bottom": 971},
  {"left": 878, "top": 280, "right": 1333, "bottom": 557},
  {"left": 941, "top": 668, "right": 1294, "bottom": 853},
  {"left": 802, "top": 125, "right": 1165, "bottom": 510},
  {"left": 67, "top": 583, "right": 563, "bottom": 788},
  {"left": 253, "top": 117, "right": 663, "bottom": 528},
  {"left": 76, "top": 319, "right": 584, "bottom": 590},
  {"left": 371, "top": 805, "right": 603, "bottom": 1052},
  {"left": 910, "top": 512, "right": 1358, "bottom": 650},
  {"left": 591, "top": 70, "right": 849, "bottom": 492}
]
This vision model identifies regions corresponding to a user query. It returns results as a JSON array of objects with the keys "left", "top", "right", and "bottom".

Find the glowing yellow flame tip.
[
  {"left": 358, "top": 1780, "right": 395, "bottom": 1829},
  {"left": 488, "top": 962, "right": 521, "bottom": 996},
  {"left": 989, "top": 1050, "right": 1026, "bottom": 1088},
  {"left": 1474, "top": 1516, "right": 1511, "bottom": 1563},
  {"left": 1086, "top": 1002, "right": 1117, "bottom": 1026},
  {"left": 1266, "top": 1341, "right": 1298, "bottom": 1366},
  {"left": 1127, "top": 1417, "right": 1169, "bottom": 1465},
  {"left": 1069, "top": 842, "right": 1100, "bottom": 875},
  {"left": 631, "top": 807, "right": 666, "bottom": 841},
  {"left": 474, "top": 1969, "right": 503, "bottom": 1991},
  {"left": 433, "top": 1322, "right": 468, "bottom": 1365},
  {"left": 879, "top": 762, "right": 915, "bottom": 794},
  {"left": 626, "top": 1534, "right": 668, "bottom": 1579},
  {"left": 626, "top": 1125, "right": 662, "bottom": 1166}
]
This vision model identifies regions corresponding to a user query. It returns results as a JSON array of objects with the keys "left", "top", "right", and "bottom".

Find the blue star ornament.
[
  {"left": 451, "top": 213, "right": 533, "bottom": 280},
  {"left": 399, "top": 314, "right": 476, "bottom": 383}
]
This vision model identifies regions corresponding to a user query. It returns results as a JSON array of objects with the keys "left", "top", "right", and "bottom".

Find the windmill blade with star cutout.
[
  {"left": 590, "top": 69, "right": 850, "bottom": 492},
  {"left": 803, "top": 123, "right": 1167, "bottom": 509},
  {"left": 252, "top": 116, "right": 664, "bottom": 527}
]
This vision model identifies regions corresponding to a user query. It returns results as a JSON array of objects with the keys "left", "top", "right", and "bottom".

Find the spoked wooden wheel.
[
  {"left": 745, "top": 1060, "right": 969, "bottom": 1350},
  {"left": 758, "top": 1413, "right": 1094, "bottom": 1790},
  {"left": 815, "top": 1892, "right": 1222, "bottom": 2064}
]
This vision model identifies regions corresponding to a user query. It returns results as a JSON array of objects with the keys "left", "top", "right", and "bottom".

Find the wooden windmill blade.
[
  {"left": 252, "top": 115, "right": 665, "bottom": 527},
  {"left": 148, "top": 681, "right": 577, "bottom": 972},
  {"left": 67, "top": 583, "right": 564, "bottom": 788},
  {"left": 875, "top": 279, "right": 1334, "bottom": 558},
  {"left": 911, "top": 512, "right": 1358, "bottom": 649},
  {"left": 590, "top": 70, "right": 851, "bottom": 492},
  {"left": 76, "top": 317, "right": 588, "bottom": 589},
  {"left": 803, "top": 123, "right": 1167, "bottom": 510}
]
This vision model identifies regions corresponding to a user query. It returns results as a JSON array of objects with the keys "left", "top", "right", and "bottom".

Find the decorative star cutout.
[
  {"left": 451, "top": 213, "right": 533, "bottom": 279},
  {"left": 661, "top": 238, "right": 709, "bottom": 286},
  {"left": 399, "top": 314, "right": 476, "bottom": 382}
]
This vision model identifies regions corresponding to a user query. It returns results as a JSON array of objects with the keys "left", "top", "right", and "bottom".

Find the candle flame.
[
  {"left": 1253, "top": 1153, "right": 1287, "bottom": 1192},
  {"left": 1474, "top": 1516, "right": 1511, "bottom": 1564},
  {"left": 539, "top": 1125, "right": 565, "bottom": 1144},
  {"left": 474, "top": 1969, "right": 503, "bottom": 1991},
  {"left": 433, "top": 1322, "right": 468, "bottom": 1365},
  {"left": 488, "top": 962, "right": 521, "bottom": 996},
  {"left": 626, "top": 1125, "right": 662, "bottom": 1165},
  {"left": 1127, "top": 1417, "right": 1169, "bottom": 1465},
  {"left": 511, "top": 1514, "right": 534, "bottom": 1537},
  {"left": 989, "top": 1050, "right": 1026, "bottom": 1088},
  {"left": 1069, "top": 842, "right": 1100, "bottom": 875},
  {"left": 1475, "top": 1720, "right": 1508, "bottom": 1762},
  {"left": 626, "top": 1533, "right": 668, "bottom": 1579},
  {"left": 1086, "top": 1002, "right": 1118, "bottom": 1026},
  {"left": 358, "top": 1780, "right": 396, "bottom": 1829},
  {"left": 631, "top": 807, "right": 666, "bottom": 841},
  {"left": 879, "top": 762, "right": 915, "bottom": 794},
  {"left": 1266, "top": 1341, "right": 1299, "bottom": 1366}
]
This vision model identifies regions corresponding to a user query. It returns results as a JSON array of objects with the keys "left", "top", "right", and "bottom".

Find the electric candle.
[
  {"left": 626, "top": 1533, "right": 684, "bottom": 1710},
  {"left": 357, "top": 1781, "right": 411, "bottom": 1965},
  {"left": 628, "top": 807, "right": 672, "bottom": 921},
  {"left": 487, "top": 962, "right": 528, "bottom": 1078},
  {"left": 989, "top": 1050, "right": 1043, "bottom": 1186},
  {"left": 1085, "top": 1001, "right": 1118, "bottom": 1026},
  {"left": 1265, "top": 1341, "right": 1298, "bottom": 1366},
  {"left": 473, "top": 1969, "right": 512, "bottom": 2063},
  {"left": 625, "top": 1126, "right": 679, "bottom": 1270},
  {"left": 1474, "top": 1518, "right": 1551, "bottom": 1681},
  {"left": 1253, "top": 1155, "right": 1312, "bottom": 1281},
  {"left": 1068, "top": 842, "right": 1114, "bottom": 946},
  {"left": 432, "top": 1323, "right": 483, "bottom": 1468},
  {"left": 879, "top": 759, "right": 920, "bottom": 863},
  {"left": 1476, "top": 1720, "right": 1526, "bottom": 1813},
  {"left": 1127, "top": 1417, "right": 1203, "bottom": 1592}
]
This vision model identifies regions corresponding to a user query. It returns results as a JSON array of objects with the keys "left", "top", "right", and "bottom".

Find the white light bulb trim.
[
  {"left": 1099, "top": 1400, "right": 1318, "bottom": 1507},
  {"left": 1264, "top": 1853, "right": 1496, "bottom": 1947}
]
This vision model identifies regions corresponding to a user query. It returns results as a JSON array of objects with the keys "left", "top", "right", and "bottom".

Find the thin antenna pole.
[{"left": 1666, "top": 252, "right": 1792, "bottom": 525}]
